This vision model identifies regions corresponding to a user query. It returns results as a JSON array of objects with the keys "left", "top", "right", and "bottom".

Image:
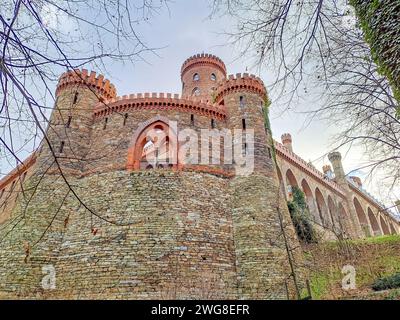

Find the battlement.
[
  {"left": 181, "top": 53, "right": 227, "bottom": 77},
  {"left": 56, "top": 69, "right": 117, "bottom": 100},
  {"left": 215, "top": 73, "right": 267, "bottom": 103},
  {"left": 93, "top": 92, "right": 227, "bottom": 120}
]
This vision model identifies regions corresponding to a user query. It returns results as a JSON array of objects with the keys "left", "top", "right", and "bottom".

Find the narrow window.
[
  {"left": 244, "top": 143, "right": 248, "bottom": 156},
  {"left": 211, "top": 73, "right": 216, "bottom": 81},
  {"left": 66, "top": 116, "right": 72, "bottom": 128},
  {"left": 73, "top": 92, "right": 78, "bottom": 104},
  {"left": 190, "top": 114, "right": 194, "bottom": 126},
  {"left": 123, "top": 113, "right": 128, "bottom": 126},
  {"left": 267, "top": 147, "right": 272, "bottom": 159},
  {"left": 22, "top": 172, "right": 27, "bottom": 181},
  {"left": 59, "top": 141, "right": 65, "bottom": 153},
  {"left": 242, "top": 119, "right": 246, "bottom": 130},
  {"left": 211, "top": 119, "right": 215, "bottom": 129},
  {"left": 239, "top": 96, "right": 245, "bottom": 108},
  {"left": 193, "top": 73, "right": 200, "bottom": 81},
  {"left": 103, "top": 117, "right": 108, "bottom": 130}
]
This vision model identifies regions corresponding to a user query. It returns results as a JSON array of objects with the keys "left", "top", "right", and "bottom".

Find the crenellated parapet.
[
  {"left": 56, "top": 69, "right": 117, "bottom": 101},
  {"left": 181, "top": 53, "right": 227, "bottom": 78},
  {"left": 93, "top": 93, "right": 227, "bottom": 120},
  {"left": 215, "top": 73, "right": 267, "bottom": 104}
]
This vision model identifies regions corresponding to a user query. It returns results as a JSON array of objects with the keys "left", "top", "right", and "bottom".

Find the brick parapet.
[
  {"left": 215, "top": 73, "right": 267, "bottom": 103},
  {"left": 181, "top": 53, "right": 227, "bottom": 78},
  {"left": 56, "top": 69, "right": 117, "bottom": 100},
  {"left": 93, "top": 93, "right": 227, "bottom": 120},
  {"left": 274, "top": 140, "right": 345, "bottom": 198},
  {"left": 0, "top": 153, "right": 37, "bottom": 191}
]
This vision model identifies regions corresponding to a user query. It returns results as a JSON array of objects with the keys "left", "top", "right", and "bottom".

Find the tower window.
[
  {"left": 59, "top": 141, "right": 65, "bottom": 153},
  {"left": 103, "top": 117, "right": 108, "bottom": 130},
  {"left": 193, "top": 73, "right": 200, "bottom": 81},
  {"left": 242, "top": 119, "right": 246, "bottom": 130},
  {"left": 190, "top": 114, "right": 194, "bottom": 126},
  {"left": 192, "top": 87, "right": 200, "bottom": 96},
  {"left": 123, "top": 113, "right": 128, "bottom": 126},
  {"left": 66, "top": 116, "right": 72, "bottom": 128},
  {"left": 239, "top": 96, "right": 245, "bottom": 108},
  {"left": 73, "top": 92, "right": 78, "bottom": 104},
  {"left": 211, "top": 73, "right": 216, "bottom": 81},
  {"left": 211, "top": 119, "right": 215, "bottom": 129}
]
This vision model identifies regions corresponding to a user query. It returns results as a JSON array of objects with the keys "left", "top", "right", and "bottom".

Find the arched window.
[
  {"left": 123, "top": 113, "right": 128, "bottom": 126},
  {"left": 192, "top": 87, "right": 200, "bottom": 96},
  {"left": 193, "top": 73, "right": 200, "bottom": 81},
  {"left": 128, "top": 120, "right": 178, "bottom": 170},
  {"left": 211, "top": 73, "right": 216, "bottom": 81}
]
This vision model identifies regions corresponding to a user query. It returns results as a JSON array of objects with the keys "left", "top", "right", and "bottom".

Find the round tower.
[
  {"left": 216, "top": 73, "right": 304, "bottom": 298},
  {"left": 36, "top": 69, "right": 116, "bottom": 173},
  {"left": 181, "top": 53, "right": 226, "bottom": 102}
]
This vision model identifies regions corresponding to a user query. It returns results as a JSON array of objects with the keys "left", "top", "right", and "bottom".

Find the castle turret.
[
  {"left": 181, "top": 53, "right": 226, "bottom": 102},
  {"left": 37, "top": 69, "right": 116, "bottom": 174},
  {"left": 328, "top": 151, "right": 364, "bottom": 238},
  {"left": 216, "top": 72, "right": 303, "bottom": 298},
  {"left": 281, "top": 133, "right": 293, "bottom": 152}
]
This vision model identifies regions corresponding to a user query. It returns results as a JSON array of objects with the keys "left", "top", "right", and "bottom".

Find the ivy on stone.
[{"left": 350, "top": 0, "right": 400, "bottom": 117}]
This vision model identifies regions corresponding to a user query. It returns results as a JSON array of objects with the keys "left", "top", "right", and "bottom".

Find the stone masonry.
[{"left": 0, "top": 53, "right": 398, "bottom": 299}]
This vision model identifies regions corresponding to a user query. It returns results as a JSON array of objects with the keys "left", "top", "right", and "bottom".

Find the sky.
[{"left": 1, "top": 0, "right": 398, "bottom": 214}]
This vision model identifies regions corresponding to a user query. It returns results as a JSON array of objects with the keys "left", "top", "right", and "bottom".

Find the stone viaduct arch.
[
  {"left": 353, "top": 197, "right": 370, "bottom": 237},
  {"left": 301, "top": 179, "right": 320, "bottom": 224},
  {"left": 367, "top": 207, "right": 381, "bottom": 236},
  {"left": 379, "top": 216, "right": 390, "bottom": 235},
  {"left": 315, "top": 188, "right": 330, "bottom": 227},
  {"left": 285, "top": 169, "right": 298, "bottom": 197}
]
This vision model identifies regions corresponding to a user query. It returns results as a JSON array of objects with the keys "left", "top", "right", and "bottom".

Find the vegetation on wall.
[
  {"left": 287, "top": 186, "right": 317, "bottom": 244},
  {"left": 350, "top": 0, "right": 400, "bottom": 117}
]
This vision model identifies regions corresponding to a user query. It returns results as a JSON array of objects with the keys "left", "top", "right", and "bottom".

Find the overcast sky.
[{"left": 1, "top": 0, "right": 398, "bottom": 213}]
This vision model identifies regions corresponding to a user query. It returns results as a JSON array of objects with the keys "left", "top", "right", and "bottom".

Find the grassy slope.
[{"left": 303, "top": 235, "right": 400, "bottom": 300}]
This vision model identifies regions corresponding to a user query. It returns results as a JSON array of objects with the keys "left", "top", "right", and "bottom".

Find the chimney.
[
  {"left": 349, "top": 176, "right": 362, "bottom": 188},
  {"left": 281, "top": 133, "right": 293, "bottom": 152}
]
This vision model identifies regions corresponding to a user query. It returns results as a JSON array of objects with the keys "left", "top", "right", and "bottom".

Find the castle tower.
[
  {"left": 215, "top": 73, "right": 304, "bottom": 298},
  {"left": 36, "top": 69, "right": 116, "bottom": 174},
  {"left": 328, "top": 152, "right": 364, "bottom": 238},
  {"left": 281, "top": 133, "right": 293, "bottom": 152},
  {"left": 181, "top": 53, "right": 226, "bottom": 102}
]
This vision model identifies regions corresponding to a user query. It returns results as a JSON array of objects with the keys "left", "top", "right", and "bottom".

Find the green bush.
[
  {"left": 372, "top": 273, "right": 400, "bottom": 291},
  {"left": 287, "top": 186, "right": 317, "bottom": 244}
]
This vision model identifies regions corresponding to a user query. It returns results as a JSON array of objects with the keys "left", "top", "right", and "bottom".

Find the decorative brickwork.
[{"left": 0, "top": 53, "right": 398, "bottom": 300}]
